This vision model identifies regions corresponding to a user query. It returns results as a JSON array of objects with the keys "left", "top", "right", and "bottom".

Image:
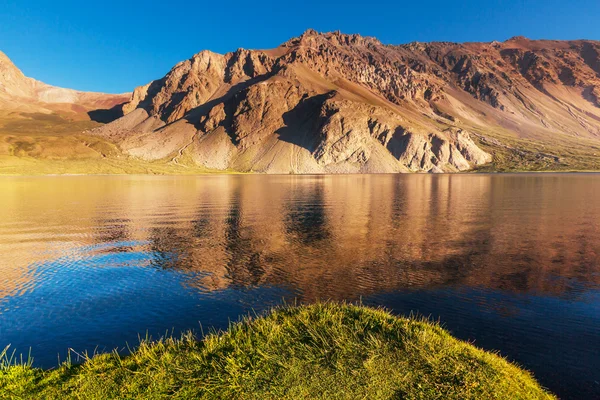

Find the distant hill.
[
  {"left": 0, "top": 51, "right": 141, "bottom": 174},
  {"left": 0, "top": 50, "right": 128, "bottom": 121}
]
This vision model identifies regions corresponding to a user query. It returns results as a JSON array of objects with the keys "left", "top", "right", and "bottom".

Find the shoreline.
[
  {"left": 0, "top": 303, "right": 554, "bottom": 399},
  {"left": 0, "top": 170, "right": 599, "bottom": 177}
]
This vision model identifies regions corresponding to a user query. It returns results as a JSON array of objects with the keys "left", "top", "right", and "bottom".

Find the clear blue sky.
[{"left": 1, "top": 0, "right": 599, "bottom": 94}]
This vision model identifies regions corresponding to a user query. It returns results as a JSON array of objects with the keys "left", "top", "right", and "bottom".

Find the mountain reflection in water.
[{"left": 0, "top": 174, "right": 599, "bottom": 399}]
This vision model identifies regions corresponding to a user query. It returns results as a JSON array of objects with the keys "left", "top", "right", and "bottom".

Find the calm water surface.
[{"left": 0, "top": 174, "right": 599, "bottom": 399}]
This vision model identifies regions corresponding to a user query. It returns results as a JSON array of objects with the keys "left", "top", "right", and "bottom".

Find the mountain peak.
[
  {"left": 0, "top": 50, "right": 32, "bottom": 98},
  {"left": 0, "top": 50, "right": 23, "bottom": 77},
  {"left": 0, "top": 50, "right": 13, "bottom": 65},
  {"left": 281, "top": 30, "right": 383, "bottom": 52},
  {"left": 300, "top": 28, "right": 319, "bottom": 37},
  {"left": 505, "top": 35, "right": 530, "bottom": 42}
]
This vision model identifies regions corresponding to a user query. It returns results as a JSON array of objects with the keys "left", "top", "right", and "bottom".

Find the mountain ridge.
[
  {"left": 90, "top": 30, "right": 600, "bottom": 173},
  {"left": 3, "top": 31, "right": 600, "bottom": 174}
]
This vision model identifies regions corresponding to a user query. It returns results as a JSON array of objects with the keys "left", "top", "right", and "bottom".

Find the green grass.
[{"left": 0, "top": 303, "right": 554, "bottom": 399}]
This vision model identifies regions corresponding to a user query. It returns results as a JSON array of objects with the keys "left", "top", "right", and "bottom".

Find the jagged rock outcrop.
[{"left": 89, "top": 30, "right": 600, "bottom": 173}]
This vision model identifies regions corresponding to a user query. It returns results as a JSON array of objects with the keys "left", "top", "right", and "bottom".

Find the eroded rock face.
[
  {"left": 93, "top": 30, "right": 600, "bottom": 173},
  {"left": 230, "top": 81, "right": 300, "bottom": 148},
  {"left": 313, "top": 100, "right": 373, "bottom": 165},
  {"left": 122, "top": 49, "right": 278, "bottom": 124},
  {"left": 278, "top": 31, "right": 446, "bottom": 106}
]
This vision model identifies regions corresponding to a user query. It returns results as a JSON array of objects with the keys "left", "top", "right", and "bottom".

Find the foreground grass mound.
[{"left": 0, "top": 303, "right": 554, "bottom": 399}]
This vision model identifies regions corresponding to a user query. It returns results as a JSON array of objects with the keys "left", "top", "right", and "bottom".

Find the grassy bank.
[{"left": 0, "top": 303, "right": 553, "bottom": 399}]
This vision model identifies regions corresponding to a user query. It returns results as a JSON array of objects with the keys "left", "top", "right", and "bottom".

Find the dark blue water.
[{"left": 0, "top": 174, "right": 599, "bottom": 399}]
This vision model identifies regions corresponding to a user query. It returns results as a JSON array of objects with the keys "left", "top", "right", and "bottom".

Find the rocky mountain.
[
  {"left": 3, "top": 31, "right": 600, "bottom": 174},
  {"left": 90, "top": 30, "right": 600, "bottom": 173}
]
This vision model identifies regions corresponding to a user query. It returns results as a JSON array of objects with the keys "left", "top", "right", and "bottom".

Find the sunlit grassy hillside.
[{"left": 0, "top": 303, "right": 554, "bottom": 399}]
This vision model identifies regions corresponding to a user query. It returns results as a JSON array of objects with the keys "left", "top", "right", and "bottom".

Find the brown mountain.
[
  {"left": 89, "top": 30, "right": 600, "bottom": 173},
  {"left": 3, "top": 31, "right": 600, "bottom": 174}
]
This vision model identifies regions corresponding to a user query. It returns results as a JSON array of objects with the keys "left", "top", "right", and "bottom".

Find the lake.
[{"left": 0, "top": 174, "right": 599, "bottom": 399}]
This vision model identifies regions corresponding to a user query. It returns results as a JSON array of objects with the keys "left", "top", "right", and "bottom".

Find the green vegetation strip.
[{"left": 0, "top": 303, "right": 554, "bottom": 399}]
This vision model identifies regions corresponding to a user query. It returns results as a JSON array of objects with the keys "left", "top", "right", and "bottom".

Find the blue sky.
[{"left": 1, "top": 0, "right": 599, "bottom": 94}]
